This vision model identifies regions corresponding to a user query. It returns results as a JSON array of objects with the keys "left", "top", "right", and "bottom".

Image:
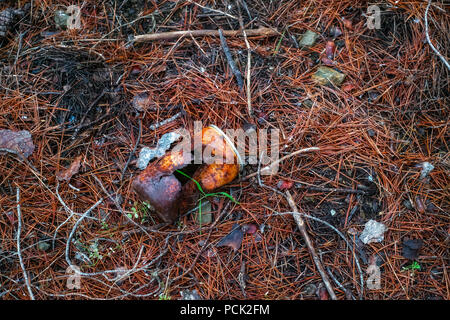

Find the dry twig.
[
  {"left": 237, "top": 0, "right": 253, "bottom": 115},
  {"left": 133, "top": 27, "right": 277, "bottom": 42},
  {"left": 149, "top": 111, "right": 184, "bottom": 130},
  {"left": 16, "top": 187, "right": 35, "bottom": 300},
  {"left": 219, "top": 28, "right": 244, "bottom": 90},
  {"left": 187, "top": 0, "right": 238, "bottom": 20},
  {"left": 284, "top": 190, "right": 337, "bottom": 300},
  {"left": 65, "top": 198, "right": 104, "bottom": 271},
  {"left": 424, "top": 0, "right": 450, "bottom": 70},
  {"left": 243, "top": 147, "right": 320, "bottom": 180}
]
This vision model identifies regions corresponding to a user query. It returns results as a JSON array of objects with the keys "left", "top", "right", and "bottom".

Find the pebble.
[
  {"left": 359, "top": 219, "right": 386, "bottom": 244},
  {"left": 403, "top": 199, "right": 413, "bottom": 210},
  {"left": 312, "top": 66, "right": 346, "bottom": 87},
  {"left": 298, "top": 30, "right": 319, "bottom": 47},
  {"left": 38, "top": 240, "right": 51, "bottom": 252},
  {"left": 54, "top": 10, "right": 69, "bottom": 28}
]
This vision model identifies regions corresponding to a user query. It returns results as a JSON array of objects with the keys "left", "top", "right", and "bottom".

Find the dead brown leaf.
[
  {"left": 57, "top": 155, "right": 82, "bottom": 182},
  {"left": 216, "top": 224, "right": 244, "bottom": 251},
  {"left": 0, "top": 129, "right": 35, "bottom": 158},
  {"left": 325, "top": 41, "right": 336, "bottom": 59},
  {"left": 277, "top": 180, "right": 294, "bottom": 190}
]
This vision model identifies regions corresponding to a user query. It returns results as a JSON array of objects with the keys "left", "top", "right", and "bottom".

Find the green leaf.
[
  {"left": 402, "top": 261, "right": 421, "bottom": 271},
  {"left": 175, "top": 169, "right": 206, "bottom": 195},
  {"left": 273, "top": 29, "right": 286, "bottom": 55},
  {"left": 176, "top": 169, "right": 239, "bottom": 234},
  {"left": 198, "top": 198, "right": 202, "bottom": 235},
  {"left": 143, "top": 201, "right": 151, "bottom": 209}
]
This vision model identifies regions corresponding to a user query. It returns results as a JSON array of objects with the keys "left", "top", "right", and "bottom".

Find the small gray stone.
[
  {"left": 38, "top": 240, "right": 51, "bottom": 252},
  {"left": 419, "top": 162, "right": 434, "bottom": 180},
  {"left": 180, "top": 289, "right": 202, "bottom": 300},
  {"left": 312, "top": 66, "right": 346, "bottom": 86},
  {"left": 136, "top": 131, "right": 181, "bottom": 169},
  {"left": 303, "top": 283, "right": 317, "bottom": 296},
  {"left": 403, "top": 199, "right": 413, "bottom": 210},
  {"left": 299, "top": 30, "right": 319, "bottom": 47},
  {"left": 302, "top": 99, "right": 314, "bottom": 107},
  {"left": 54, "top": 10, "right": 69, "bottom": 28},
  {"left": 359, "top": 220, "right": 386, "bottom": 244}
]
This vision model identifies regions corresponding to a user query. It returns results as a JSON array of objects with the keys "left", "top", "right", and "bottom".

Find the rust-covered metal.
[
  {"left": 132, "top": 125, "right": 242, "bottom": 223},
  {"left": 132, "top": 149, "right": 191, "bottom": 223},
  {"left": 195, "top": 163, "right": 240, "bottom": 191},
  {"left": 178, "top": 163, "right": 240, "bottom": 214}
]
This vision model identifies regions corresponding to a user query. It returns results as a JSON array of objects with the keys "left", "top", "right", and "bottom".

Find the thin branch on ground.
[
  {"left": 52, "top": 182, "right": 100, "bottom": 249},
  {"left": 237, "top": 0, "right": 253, "bottom": 115},
  {"left": 284, "top": 190, "right": 338, "bottom": 300},
  {"left": 295, "top": 184, "right": 367, "bottom": 195},
  {"left": 219, "top": 28, "right": 244, "bottom": 90},
  {"left": 133, "top": 27, "right": 278, "bottom": 42},
  {"left": 326, "top": 267, "right": 356, "bottom": 300},
  {"left": 255, "top": 152, "right": 364, "bottom": 299},
  {"left": 186, "top": 0, "right": 238, "bottom": 20},
  {"left": 424, "top": 0, "right": 450, "bottom": 70},
  {"left": 16, "top": 187, "right": 35, "bottom": 300},
  {"left": 149, "top": 111, "right": 184, "bottom": 130},
  {"left": 65, "top": 198, "right": 104, "bottom": 271},
  {"left": 243, "top": 147, "right": 320, "bottom": 180},
  {"left": 239, "top": 0, "right": 252, "bottom": 20},
  {"left": 268, "top": 209, "right": 365, "bottom": 299}
]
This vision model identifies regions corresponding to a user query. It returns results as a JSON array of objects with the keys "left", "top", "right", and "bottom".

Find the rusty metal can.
[
  {"left": 132, "top": 125, "right": 243, "bottom": 223},
  {"left": 132, "top": 149, "right": 190, "bottom": 223}
]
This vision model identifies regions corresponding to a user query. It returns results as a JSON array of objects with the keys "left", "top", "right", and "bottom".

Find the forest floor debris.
[{"left": 0, "top": 0, "right": 448, "bottom": 300}]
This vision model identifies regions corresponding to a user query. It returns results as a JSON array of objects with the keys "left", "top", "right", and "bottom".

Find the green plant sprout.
[
  {"left": 100, "top": 220, "right": 109, "bottom": 230},
  {"left": 273, "top": 29, "right": 286, "bottom": 55},
  {"left": 158, "top": 292, "right": 171, "bottom": 300},
  {"left": 84, "top": 239, "right": 103, "bottom": 267},
  {"left": 175, "top": 169, "right": 239, "bottom": 233},
  {"left": 402, "top": 261, "right": 421, "bottom": 272},
  {"left": 76, "top": 239, "right": 123, "bottom": 268},
  {"left": 127, "top": 207, "right": 138, "bottom": 220},
  {"left": 128, "top": 201, "right": 155, "bottom": 224}
]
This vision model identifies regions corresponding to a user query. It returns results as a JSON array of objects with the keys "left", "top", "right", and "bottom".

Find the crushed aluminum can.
[{"left": 132, "top": 125, "right": 243, "bottom": 223}]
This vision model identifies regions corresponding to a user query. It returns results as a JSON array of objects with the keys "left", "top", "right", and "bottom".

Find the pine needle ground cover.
[{"left": 0, "top": 0, "right": 448, "bottom": 300}]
